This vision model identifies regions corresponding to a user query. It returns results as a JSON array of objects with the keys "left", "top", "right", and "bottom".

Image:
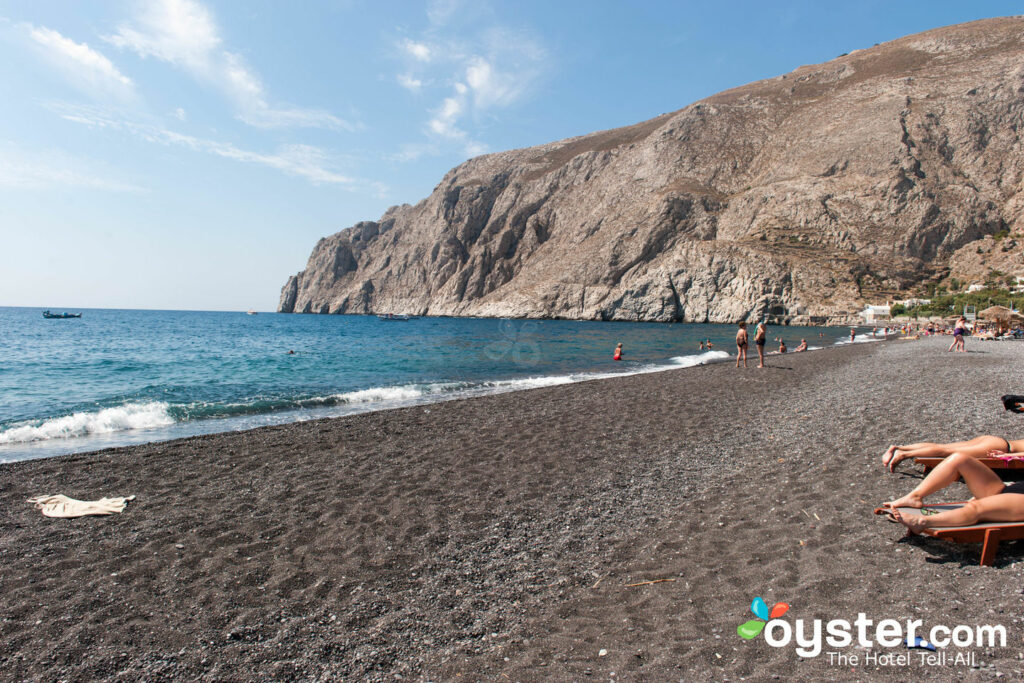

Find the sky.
[{"left": 0, "top": 1, "right": 1020, "bottom": 312}]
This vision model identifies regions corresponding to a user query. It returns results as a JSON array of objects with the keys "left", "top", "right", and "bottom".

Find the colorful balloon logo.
[{"left": 737, "top": 597, "right": 789, "bottom": 639}]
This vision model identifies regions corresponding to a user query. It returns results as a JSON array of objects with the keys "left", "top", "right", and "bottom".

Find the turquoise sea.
[{"left": 0, "top": 307, "right": 875, "bottom": 462}]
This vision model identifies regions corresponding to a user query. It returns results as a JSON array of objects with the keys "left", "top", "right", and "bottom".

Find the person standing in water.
[
  {"left": 735, "top": 322, "right": 748, "bottom": 368},
  {"left": 613, "top": 343, "right": 623, "bottom": 361},
  {"left": 754, "top": 321, "right": 767, "bottom": 368},
  {"left": 850, "top": 327, "right": 856, "bottom": 342}
]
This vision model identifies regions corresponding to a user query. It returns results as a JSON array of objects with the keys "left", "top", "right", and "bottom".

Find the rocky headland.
[{"left": 280, "top": 17, "right": 1024, "bottom": 323}]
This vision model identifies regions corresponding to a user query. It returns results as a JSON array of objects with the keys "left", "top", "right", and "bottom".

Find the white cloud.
[
  {"left": 50, "top": 104, "right": 364, "bottom": 187},
  {"left": 172, "top": 107, "right": 186, "bottom": 120},
  {"left": 428, "top": 95, "right": 465, "bottom": 138},
  {"left": 465, "top": 57, "right": 521, "bottom": 109},
  {"left": 426, "top": 0, "right": 464, "bottom": 28},
  {"left": 105, "top": 0, "right": 352, "bottom": 131},
  {"left": 402, "top": 39, "right": 432, "bottom": 62},
  {"left": 26, "top": 24, "right": 134, "bottom": 97},
  {"left": 0, "top": 142, "right": 143, "bottom": 192},
  {"left": 105, "top": 0, "right": 219, "bottom": 70},
  {"left": 464, "top": 141, "right": 488, "bottom": 156},
  {"left": 393, "top": 9, "right": 547, "bottom": 159},
  {"left": 397, "top": 73, "right": 423, "bottom": 91}
]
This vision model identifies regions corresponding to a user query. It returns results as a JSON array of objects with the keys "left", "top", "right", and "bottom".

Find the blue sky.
[{"left": 0, "top": 1, "right": 1019, "bottom": 311}]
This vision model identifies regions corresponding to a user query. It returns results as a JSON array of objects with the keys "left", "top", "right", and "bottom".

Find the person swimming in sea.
[{"left": 613, "top": 343, "right": 623, "bottom": 361}]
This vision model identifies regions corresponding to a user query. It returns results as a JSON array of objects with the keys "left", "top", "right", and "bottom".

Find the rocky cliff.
[{"left": 280, "top": 17, "right": 1024, "bottom": 322}]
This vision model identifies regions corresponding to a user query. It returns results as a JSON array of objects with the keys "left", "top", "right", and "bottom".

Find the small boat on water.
[
  {"left": 42, "top": 310, "right": 82, "bottom": 319},
  {"left": 378, "top": 313, "right": 414, "bottom": 321},
  {"left": 247, "top": 309, "right": 258, "bottom": 315}
]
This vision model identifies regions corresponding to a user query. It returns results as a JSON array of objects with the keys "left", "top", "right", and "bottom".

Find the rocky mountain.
[{"left": 280, "top": 17, "right": 1024, "bottom": 323}]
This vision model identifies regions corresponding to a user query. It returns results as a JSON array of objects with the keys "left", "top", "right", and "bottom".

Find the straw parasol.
[{"left": 979, "top": 305, "right": 1015, "bottom": 321}]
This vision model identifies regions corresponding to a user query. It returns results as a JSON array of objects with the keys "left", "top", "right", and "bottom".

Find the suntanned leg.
[
  {"left": 886, "top": 452, "right": 1006, "bottom": 509},
  {"left": 892, "top": 493, "right": 1024, "bottom": 534},
  {"left": 883, "top": 436, "right": 1009, "bottom": 471}
]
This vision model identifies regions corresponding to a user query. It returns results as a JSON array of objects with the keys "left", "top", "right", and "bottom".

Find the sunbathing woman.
[
  {"left": 882, "top": 436, "right": 1024, "bottom": 472},
  {"left": 884, "top": 452, "right": 1024, "bottom": 533}
]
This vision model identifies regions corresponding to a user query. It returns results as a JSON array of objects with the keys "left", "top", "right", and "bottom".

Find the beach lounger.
[
  {"left": 913, "top": 456, "right": 1024, "bottom": 473},
  {"left": 875, "top": 503, "right": 1024, "bottom": 566}
]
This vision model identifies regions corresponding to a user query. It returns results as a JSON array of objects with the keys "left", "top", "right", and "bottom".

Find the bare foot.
[
  {"left": 890, "top": 507, "right": 929, "bottom": 535},
  {"left": 884, "top": 448, "right": 911, "bottom": 472},
  {"left": 881, "top": 445, "right": 897, "bottom": 469},
  {"left": 884, "top": 493, "right": 925, "bottom": 510}
]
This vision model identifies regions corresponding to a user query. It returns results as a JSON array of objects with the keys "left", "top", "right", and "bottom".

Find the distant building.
[
  {"left": 860, "top": 304, "right": 892, "bottom": 323},
  {"left": 967, "top": 283, "right": 985, "bottom": 293},
  {"left": 899, "top": 298, "right": 931, "bottom": 307}
]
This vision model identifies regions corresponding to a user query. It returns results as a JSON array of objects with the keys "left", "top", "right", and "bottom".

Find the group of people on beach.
[{"left": 734, "top": 321, "right": 807, "bottom": 368}]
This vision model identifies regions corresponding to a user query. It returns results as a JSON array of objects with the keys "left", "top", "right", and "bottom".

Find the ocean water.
[{"left": 0, "top": 307, "right": 877, "bottom": 462}]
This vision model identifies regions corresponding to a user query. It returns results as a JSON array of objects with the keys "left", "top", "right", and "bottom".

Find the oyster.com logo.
[
  {"left": 735, "top": 595, "right": 1005, "bottom": 664},
  {"left": 737, "top": 597, "right": 789, "bottom": 640}
]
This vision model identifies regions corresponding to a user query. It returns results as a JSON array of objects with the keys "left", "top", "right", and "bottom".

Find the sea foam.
[{"left": 0, "top": 402, "right": 175, "bottom": 444}]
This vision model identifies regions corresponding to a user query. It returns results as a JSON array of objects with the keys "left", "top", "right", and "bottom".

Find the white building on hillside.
[{"left": 860, "top": 304, "right": 891, "bottom": 324}]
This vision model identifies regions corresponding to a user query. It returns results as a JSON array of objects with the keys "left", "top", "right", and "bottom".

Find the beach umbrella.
[{"left": 979, "top": 305, "right": 1014, "bottom": 321}]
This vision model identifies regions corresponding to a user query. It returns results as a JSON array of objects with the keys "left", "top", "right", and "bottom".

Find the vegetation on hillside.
[{"left": 892, "top": 283, "right": 1023, "bottom": 318}]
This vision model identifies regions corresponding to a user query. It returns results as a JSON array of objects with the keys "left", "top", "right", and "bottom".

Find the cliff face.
[{"left": 280, "top": 17, "right": 1024, "bottom": 322}]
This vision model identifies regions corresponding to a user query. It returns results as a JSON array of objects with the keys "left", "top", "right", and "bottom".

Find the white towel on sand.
[{"left": 27, "top": 494, "right": 136, "bottom": 518}]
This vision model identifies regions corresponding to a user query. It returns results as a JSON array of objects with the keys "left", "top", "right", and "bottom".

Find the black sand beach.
[{"left": 3, "top": 336, "right": 1024, "bottom": 681}]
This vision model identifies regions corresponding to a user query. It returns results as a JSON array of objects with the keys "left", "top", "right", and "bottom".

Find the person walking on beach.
[
  {"left": 949, "top": 316, "right": 967, "bottom": 352},
  {"left": 613, "top": 343, "right": 623, "bottom": 361},
  {"left": 754, "top": 321, "right": 767, "bottom": 368},
  {"left": 735, "top": 322, "right": 748, "bottom": 368}
]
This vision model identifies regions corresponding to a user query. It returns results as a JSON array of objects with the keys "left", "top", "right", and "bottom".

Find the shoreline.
[
  {"left": 4, "top": 336, "right": 1020, "bottom": 680},
  {"left": 0, "top": 333, "right": 882, "bottom": 464}
]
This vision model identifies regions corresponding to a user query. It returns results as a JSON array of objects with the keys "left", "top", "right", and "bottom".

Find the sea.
[{"left": 0, "top": 307, "right": 880, "bottom": 463}]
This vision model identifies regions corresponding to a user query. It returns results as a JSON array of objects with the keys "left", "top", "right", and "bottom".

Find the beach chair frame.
[{"left": 874, "top": 503, "right": 1024, "bottom": 566}]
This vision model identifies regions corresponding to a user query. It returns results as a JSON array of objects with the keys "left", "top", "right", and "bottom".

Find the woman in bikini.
[
  {"left": 885, "top": 450, "right": 1024, "bottom": 534},
  {"left": 735, "top": 322, "right": 748, "bottom": 368},
  {"left": 882, "top": 436, "right": 1024, "bottom": 472},
  {"left": 754, "top": 322, "right": 767, "bottom": 368}
]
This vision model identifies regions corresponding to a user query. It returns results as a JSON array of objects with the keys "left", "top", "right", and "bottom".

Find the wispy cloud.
[
  {"left": 25, "top": 24, "right": 135, "bottom": 99},
  {"left": 397, "top": 73, "right": 423, "bottom": 91},
  {"left": 0, "top": 142, "right": 143, "bottom": 192},
  {"left": 401, "top": 39, "right": 432, "bottom": 62},
  {"left": 393, "top": 7, "right": 547, "bottom": 159},
  {"left": 105, "top": 0, "right": 353, "bottom": 131},
  {"left": 50, "top": 103, "right": 366, "bottom": 187}
]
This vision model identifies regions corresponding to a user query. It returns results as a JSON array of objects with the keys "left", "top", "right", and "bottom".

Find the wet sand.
[{"left": 3, "top": 336, "right": 1024, "bottom": 681}]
